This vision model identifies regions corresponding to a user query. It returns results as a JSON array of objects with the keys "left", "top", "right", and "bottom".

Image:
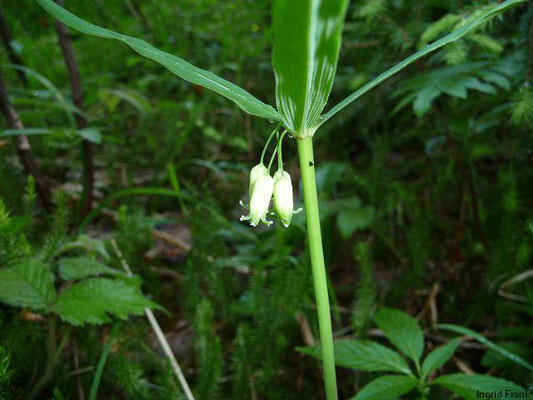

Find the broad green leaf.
[
  {"left": 319, "top": 0, "right": 525, "bottom": 126},
  {"left": 53, "top": 278, "right": 158, "bottom": 325},
  {"left": 337, "top": 206, "right": 375, "bottom": 239},
  {"left": 436, "top": 323, "right": 533, "bottom": 372},
  {"left": 58, "top": 257, "right": 124, "bottom": 280},
  {"left": 351, "top": 375, "right": 417, "bottom": 400},
  {"left": 421, "top": 339, "right": 458, "bottom": 376},
  {"left": 35, "top": 0, "right": 280, "bottom": 121},
  {"left": 433, "top": 374, "right": 527, "bottom": 400},
  {"left": 0, "top": 259, "right": 55, "bottom": 310},
  {"left": 297, "top": 340, "right": 412, "bottom": 375},
  {"left": 375, "top": 308, "right": 424, "bottom": 363},
  {"left": 272, "top": 0, "right": 348, "bottom": 136}
]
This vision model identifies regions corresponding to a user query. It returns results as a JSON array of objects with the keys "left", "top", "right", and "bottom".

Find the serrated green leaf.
[
  {"left": 351, "top": 375, "right": 417, "bottom": 400},
  {"left": 298, "top": 340, "right": 412, "bottom": 375},
  {"left": 433, "top": 374, "right": 527, "bottom": 400},
  {"left": 0, "top": 259, "right": 55, "bottom": 309},
  {"left": 58, "top": 257, "right": 124, "bottom": 280},
  {"left": 422, "top": 339, "right": 458, "bottom": 376},
  {"left": 375, "top": 308, "right": 424, "bottom": 363},
  {"left": 53, "top": 278, "right": 158, "bottom": 325},
  {"left": 35, "top": 0, "right": 280, "bottom": 121},
  {"left": 273, "top": 0, "right": 348, "bottom": 136},
  {"left": 436, "top": 324, "right": 533, "bottom": 372},
  {"left": 320, "top": 0, "right": 524, "bottom": 126}
]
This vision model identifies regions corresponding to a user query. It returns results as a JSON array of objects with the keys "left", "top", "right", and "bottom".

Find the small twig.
[
  {"left": 54, "top": 0, "right": 94, "bottom": 217},
  {"left": 64, "top": 366, "right": 94, "bottom": 378},
  {"left": 416, "top": 283, "right": 440, "bottom": 325},
  {"left": 296, "top": 312, "right": 316, "bottom": 346},
  {"left": 453, "top": 357, "right": 475, "bottom": 375},
  {"left": 498, "top": 269, "right": 533, "bottom": 303},
  {"left": 0, "top": 69, "right": 52, "bottom": 209},
  {"left": 72, "top": 337, "right": 85, "bottom": 400},
  {"left": 152, "top": 228, "right": 192, "bottom": 252},
  {"left": 110, "top": 239, "right": 196, "bottom": 400}
]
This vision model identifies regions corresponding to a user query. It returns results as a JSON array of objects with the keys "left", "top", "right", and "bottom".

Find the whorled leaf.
[
  {"left": 421, "top": 339, "right": 459, "bottom": 376},
  {"left": 272, "top": 0, "right": 348, "bottom": 137},
  {"left": 298, "top": 339, "right": 413, "bottom": 375},
  {"left": 375, "top": 308, "right": 424, "bottom": 363},
  {"left": 433, "top": 373, "right": 527, "bottom": 400},
  {"left": 351, "top": 375, "right": 417, "bottom": 400}
]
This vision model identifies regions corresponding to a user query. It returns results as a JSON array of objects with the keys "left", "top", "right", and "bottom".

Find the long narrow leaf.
[
  {"left": 2, "top": 63, "right": 81, "bottom": 125},
  {"left": 35, "top": 0, "right": 280, "bottom": 121},
  {"left": 1, "top": 127, "right": 102, "bottom": 144},
  {"left": 318, "top": 0, "right": 524, "bottom": 127},
  {"left": 436, "top": 323, "right": 533, "bottom": 372},
  {"left": 273, "top": 0, "right": 348, "bottom": 136}
]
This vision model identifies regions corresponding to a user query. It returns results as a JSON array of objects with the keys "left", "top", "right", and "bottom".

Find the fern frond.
[
  {"left": 511, "top": 88, "right": 533, "bottom": 124},
  {"left": 420, "top": 14, "right": 461, "bottom": 44},
  {"left": 468, "top": 33, "right": 503, "bottom": 53},
  {"left": 444, "top": 41, "right": 468, "bottom": 65},
  {"left": 194, "top": 299, "right": 223, "bottom": 400},
  {"left": 356, "top": 0, "right": 388, "bottom": 20}
]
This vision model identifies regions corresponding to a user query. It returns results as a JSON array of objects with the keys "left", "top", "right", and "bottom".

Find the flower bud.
[
  {"left": 273, "top": 170, "right": 298, "bottom": 227},
  {"left": 241, "top": 173, "right": 274, "bottom": 226}
]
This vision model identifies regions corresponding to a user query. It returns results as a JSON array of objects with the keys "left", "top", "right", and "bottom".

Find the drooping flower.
[
  {"left": 248, "top": 163, "right": 268, "bottom": 196},
  {"left": 240, "top": 165, "right": 274, "bottom": 226},
  {"left": 273, "top": 169, "right": 301, "bottom": 227}
]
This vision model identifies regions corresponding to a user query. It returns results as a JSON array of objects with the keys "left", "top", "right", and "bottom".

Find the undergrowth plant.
[
  {"left": 299, "top": 308, "right": 533, "bottom": 400},
  {"left": 33, "top": 0, "right": 527, "bottom": 398},
  {"left": 0, "top": 183, "right": 158, "bottom": 399}
]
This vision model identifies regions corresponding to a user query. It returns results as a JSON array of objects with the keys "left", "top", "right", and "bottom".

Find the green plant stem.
[
  {"left": 260, "top": 122, "right": 282, "bottom": 165},
  {"left": 267, "top": 130, "right": 287, "bottom": 172},
  {"left": 297, "top": 136, "right": 337, "bottom": 400},
  {"left": 89, "top": 323, "right": 121, "bottom": 400}
]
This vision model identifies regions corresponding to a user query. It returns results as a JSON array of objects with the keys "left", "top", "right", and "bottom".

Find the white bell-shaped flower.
[
  {"left": 240, "top": 171, "right": 274, "bottom": 227},
  {"left": 248, "top": 163, "right": 268, "bottom": 196},
  {"left": 273, "top": 169, "right": 301, "bottom": 227}
]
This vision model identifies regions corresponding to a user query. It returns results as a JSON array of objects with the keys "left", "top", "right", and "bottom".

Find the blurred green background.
[{"left": 0, "top": 0, "right": 531, "bottom": 399}]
